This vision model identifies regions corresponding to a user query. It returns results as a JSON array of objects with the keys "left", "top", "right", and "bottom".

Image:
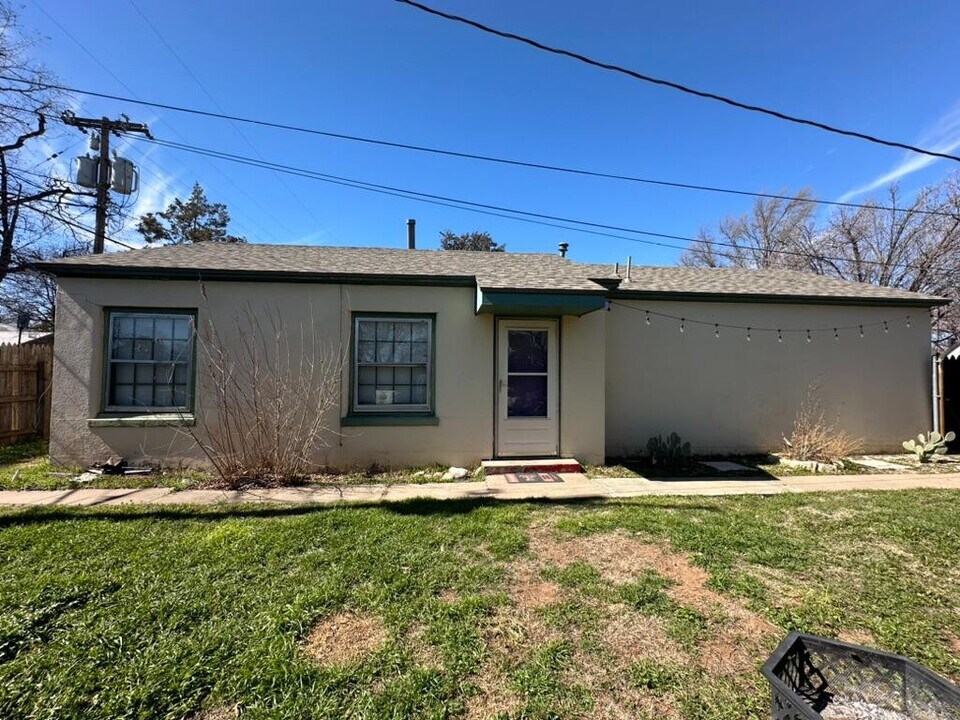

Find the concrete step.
[{"left": 481, "top": 458, "right": 582, "bottom": 475}]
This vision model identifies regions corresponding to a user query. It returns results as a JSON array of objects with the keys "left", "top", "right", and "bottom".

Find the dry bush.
[
  {"left": 783, "top": 385, "right": 862, "bottom": 462},
  {"left": 184, "top": 300, "right": 342, "bottom": 488}
]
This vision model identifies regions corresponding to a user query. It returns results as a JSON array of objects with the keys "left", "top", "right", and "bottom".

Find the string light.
[{"left": 624, "top": 302, "right": 918, "bottom": 342}]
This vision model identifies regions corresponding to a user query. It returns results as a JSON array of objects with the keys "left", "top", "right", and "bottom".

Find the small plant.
[
  {"left": 783, "top": 384, "right": 862, "bottom": 462},
  {"left": 647, "top": 432, "right": 691, "bottom": 469},
  {"left": 902, "top": 431, "right": 955, "bottom": 463}
]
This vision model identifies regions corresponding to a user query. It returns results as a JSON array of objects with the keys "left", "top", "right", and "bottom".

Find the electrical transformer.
[
  {"left": 75, "top": 155, "right": 99, "bottom": 189},
  {"left": 111, "top": 157, "right": 139, "bottom": 195}
]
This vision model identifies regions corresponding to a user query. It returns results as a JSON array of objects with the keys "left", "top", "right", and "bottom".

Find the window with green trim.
[
  {"left": 105, "top": 310, "right": 196, "bottom": 412},
  {"left": 354, "top": 317, "right": 432, "bottom": 413}
]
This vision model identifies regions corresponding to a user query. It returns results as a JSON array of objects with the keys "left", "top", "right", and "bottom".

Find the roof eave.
[{"left": 608, "top": 288, "right": 949, "bottom": 308}]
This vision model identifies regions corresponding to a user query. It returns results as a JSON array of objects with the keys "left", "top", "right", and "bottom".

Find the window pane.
[
  {"left": 114, "top": 363, "right": 134, "bottom": 384},
  {"left": 394, "top": 341, "right": 411, "bottom": 363},
  {"left": 393, "top": 386, "right": 411, "bottom": 404},
  {"left": 508, "top": 330, "right": 548, "bottom": 373},
  {"left": 376, "top": 367, "right": 394, "bottom": 385},
  {"left": 395, "top": 367, "right": 411, "bottom": 384},
  {"left": 411, "top": 384, "right": 427, "bottom": 404},
  {"left": 411, "top": 322, "right": 428, "bottom": 342},
  {"left": 112, "top": 384, "right": 134, "bottom": 406},
  {"left": 134, "top": 385, "right": 153, "bottom": 406},
  {"left": 357, "top": 384, "right": 375, "bottom": 404},
  {"left": 174, "top": 364, "right": 188, "bottom": 385},
  {"left": 358, "top": 366, "right": 376, "bottom": 384},
  {"left": 376, "top": 341, "right": 394, "bottom": 363},
  {"left": 411, "top": 341, "right": 428, "bottom": 363},
  {"left": 395, "top": 322, "right": 411, "bottom": 341},
  {"left": 112, "top": 339, "right": 134, "bottom": 360},
  {"left": 115, "top": 317, "right": 135, "bottom": 338},
  {"left": 173, "top": 385, "right": 187, "bottom": 407},
  {"left": 508, "top": 375, "right": 548, "bottom": 417},
  {"left": 154, "top": 339, "right": 172, "bottom": 361},
  {"left": 376, "top": 322, "right": 394, "bottom": 341},
  {"left": 134, "top": 317, "right": 153, "bottom": 339},
  {"left": 173, "top": 318, "right": 192, "bottom": 340},
  {"left": 358, "top": 321, "right": 375, "bottom": 341},
  {"left": 154, "top": 318, "right": 174, "bottom": 341},
  {"left": 155, "top": 385, "right": 173, "bottom": 407},
  {"left": 358, "top": 340, "right": 375, "bottom": 363},
  {"left": 133, "top": 339, "right": 153, "bottom": 360},
  {"left": 135, "top": 365, "right": 153, "bottom": 383},
  {"left": 412, "top": 366, "right": 427, "bottom": 386}
]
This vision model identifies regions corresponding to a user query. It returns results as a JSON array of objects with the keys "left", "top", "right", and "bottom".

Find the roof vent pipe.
[
  {"left": 626, "top": 256, "right": 632, "bottom": 282},
  {"left": 407, "top": 218, "right": 416, "bottom": 249},
  {"left": 558, "top": 242, "right": 569, "bottom": 257}
]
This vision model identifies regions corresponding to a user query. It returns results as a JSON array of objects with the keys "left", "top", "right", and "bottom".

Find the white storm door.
[{"left": 496, "top": 319, "right": 559, "bottom": 457}]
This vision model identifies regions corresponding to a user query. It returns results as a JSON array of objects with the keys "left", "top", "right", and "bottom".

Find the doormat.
[{"left": 505, "top": 472, "right": 564, "bottom": 484}]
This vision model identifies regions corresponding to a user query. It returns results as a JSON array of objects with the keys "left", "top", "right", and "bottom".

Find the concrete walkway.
[{"left": 1, "top": 471, "right": 960, "bottom": 508}]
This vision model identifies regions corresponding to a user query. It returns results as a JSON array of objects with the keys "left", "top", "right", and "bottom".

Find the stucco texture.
[
  {"left": 49, "top": 277, "right": 607, "bottom": 469},
  {"left": 604, "top": 300, "right": 932, "bottom": 457}
]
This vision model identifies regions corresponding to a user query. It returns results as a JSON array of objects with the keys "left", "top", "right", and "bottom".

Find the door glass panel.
[
  {"left": 508, "top": 375, "right": 548, "bottom": 417},
  {"left": 508, "top": 330, "right": 547, "bottom": 373}
]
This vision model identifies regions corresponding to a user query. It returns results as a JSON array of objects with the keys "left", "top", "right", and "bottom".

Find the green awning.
[{"left": 475, "top": 288, "right": 607, "bottom": 317}]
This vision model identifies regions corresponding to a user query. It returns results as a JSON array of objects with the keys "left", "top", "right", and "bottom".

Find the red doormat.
[{"left": 505, "top": 472, "right": 564, "bottom": 484}]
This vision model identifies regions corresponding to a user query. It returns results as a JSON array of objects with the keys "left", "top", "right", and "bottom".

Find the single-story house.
[{"left": 38, "top": 241, "right": 946, "bottom": 469}]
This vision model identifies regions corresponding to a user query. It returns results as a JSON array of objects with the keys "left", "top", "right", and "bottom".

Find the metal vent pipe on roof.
[
  {"left": 558, "top": 242, "right": 569, "bottom": 257},
  {"left": 407, "top": 218, "right": 416, "bottom": 249}
]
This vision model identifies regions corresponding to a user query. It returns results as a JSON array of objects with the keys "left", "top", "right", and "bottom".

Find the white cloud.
[{"left": 837, "top": 101, "right": 960, "bottom": 202}]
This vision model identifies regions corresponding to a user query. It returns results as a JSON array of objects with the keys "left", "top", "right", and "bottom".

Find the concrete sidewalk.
[{"left": 1, "top": 471, "right": 960, "bottom": 508}]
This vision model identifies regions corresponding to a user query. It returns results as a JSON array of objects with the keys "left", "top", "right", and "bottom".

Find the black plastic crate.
[{"left": 762, "top": 632, "right": 960, "bottom": 719}]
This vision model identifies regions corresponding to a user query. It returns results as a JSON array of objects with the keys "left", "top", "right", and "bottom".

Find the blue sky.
[{"left": 24, "top": 0, "right": 960, "bottom": 265}]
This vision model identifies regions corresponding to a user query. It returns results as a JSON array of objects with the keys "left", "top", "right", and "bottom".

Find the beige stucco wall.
[
  {"left": 50, "top": 277, "right": 606, "bottom": 469},
  {"left": 605, "top": 299, "right": 933, "bottom": 457}
]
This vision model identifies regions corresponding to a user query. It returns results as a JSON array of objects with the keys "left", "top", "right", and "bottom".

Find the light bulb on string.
[
  {"left": 746, "top": 327, "right": 751, "bottom": 342},
  {"left": 859, "top": 325, "right": 864, "bottom": 338},
  {"left": 645, "top": 311, "right": 650, "bottom": 326},
  {"left": 777, "top": 329, "right": 783, "bottom": 343},
  {"left": 806, "top": 330, "right": 812, "bottom": 343},
  {"left": 679, "top": 318, "right": 685, "bottom": 333},
  {"left": 834, "top": 328, "right": 839, "bottom": 340},
  {"left": 906, "top": 315, "right": 911, "bottom": 328},
  {"left": 714, "top": 324, "right": 719, "bottom": 339},
  {"left": 884, "top": 321, "right": 889, "bottom": 333}
]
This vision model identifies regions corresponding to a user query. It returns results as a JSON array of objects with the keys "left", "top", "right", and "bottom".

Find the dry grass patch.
[
  {"left": 301, "top": 611, "right": 386, "bottom": 666},
  {"left": 189, "top": 707, "right": 240, "bottom": 720}
]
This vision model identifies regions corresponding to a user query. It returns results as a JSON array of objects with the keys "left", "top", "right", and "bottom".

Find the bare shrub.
[
  {"left": 184, "top": 300, "right": 342, "bottom": 488},
  {"left": 783, "top": 385, "right": 862, "bottom": 462}
]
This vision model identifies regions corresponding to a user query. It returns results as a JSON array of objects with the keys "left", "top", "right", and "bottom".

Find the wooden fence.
[{"left": 0, "top": 342, "right": 52, "bottom": 445}]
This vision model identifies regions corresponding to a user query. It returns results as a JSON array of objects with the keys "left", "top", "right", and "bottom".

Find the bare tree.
[
  {"left": 679, "top": 190, "right": 817, "bottom": 270},
  {"left": 183, "top": 300, "right": 342, "bottom": 488},
  {"left": 682, "top": 177, "right": 960, "bottom": 345}
]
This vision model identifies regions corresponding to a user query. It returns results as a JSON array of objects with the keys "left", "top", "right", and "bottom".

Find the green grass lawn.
[{"left": 1, "top": 490, "right": 958, "bottom": 719}]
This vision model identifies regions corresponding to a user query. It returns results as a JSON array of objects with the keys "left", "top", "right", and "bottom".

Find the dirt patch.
[
  {"left": 190, "top": 707, "right": 240, "bottom": 720},
  {"left": 301, "top": 611, "right": 387, "bottom": 666},
  {"left": 406, "top": 622, "right": 443, "bottom": 670},
  {"left": 437, "top": 588, "right": 461, "bottom": 604},
  {"left": 944, "top": 631, "right": 960, "bottom": 655},
  {"left": 838, "top": 628, "right": 877, "bottom": 647},
  {"left": 601, "top": 607, "right": 687, "bottom": 666}
]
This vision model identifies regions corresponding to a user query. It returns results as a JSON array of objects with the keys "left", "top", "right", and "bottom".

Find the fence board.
[{"left": 0, "top": 342, "right": 52, "bottom": 445}]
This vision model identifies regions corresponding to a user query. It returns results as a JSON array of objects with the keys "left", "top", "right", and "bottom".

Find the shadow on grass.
[{"left": 0, "top": 495, "right": 724, "bottom": 527}]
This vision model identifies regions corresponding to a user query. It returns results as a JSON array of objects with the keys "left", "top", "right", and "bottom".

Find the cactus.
[
  {"left": 647, "top": 432, "right": 692, "bottom": 469},
  {"left": 902, "top": 431, "right": 955, "bottom": 463}
]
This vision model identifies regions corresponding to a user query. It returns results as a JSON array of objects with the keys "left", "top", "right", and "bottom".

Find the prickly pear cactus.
[
  {"left": 902, "top": 431, "right": 956, "bottom": 463},
  {"left": 647, "top": 432, "right": 692, "bottom": 469}
]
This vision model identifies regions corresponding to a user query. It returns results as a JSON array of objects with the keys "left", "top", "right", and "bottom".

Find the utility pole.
[{"left": 62, "top": 112, "right": 151, "bottom": 254}]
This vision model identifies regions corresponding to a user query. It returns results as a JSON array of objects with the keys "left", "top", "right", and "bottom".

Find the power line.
[
  {"left": 31, "top": 205, "right": 136, "bottom": 250},
  {"left": 395, "top": 0, "right": 960, "bottom": 165},
  {"left": 122, "top": 132, "right": 953, "bottom": 276},
  {"left": 4, "top": 75, "right": 954, "bottom": 220},
  {"left": 27, "top": 4, "right": 291, "bottom": 244}
]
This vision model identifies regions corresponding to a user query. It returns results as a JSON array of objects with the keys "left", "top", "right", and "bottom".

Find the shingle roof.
[
  {"left": 39, "top": 243, "right": 614, "bottom": 293},
  {"left": 38, "top": 243, "right": 946, "bottom": 305},
  {"left": 606, "top": 265, "right": 946, "bottom": 304}
]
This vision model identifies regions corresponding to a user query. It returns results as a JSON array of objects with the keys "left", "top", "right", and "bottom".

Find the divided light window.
[
  {"left": 105, "top": 311, "right": 195, "bottom": 412},
  {"left": 354, "top": 317, "right": 431, "bottom": 413}
]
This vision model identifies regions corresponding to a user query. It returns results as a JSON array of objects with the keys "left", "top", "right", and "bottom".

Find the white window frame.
[
  {"left": 104, "top": 310, "right": 196, "bottom": 413},
  {"left": 353, "top": 315, "right": 433, "bottom": 414}
]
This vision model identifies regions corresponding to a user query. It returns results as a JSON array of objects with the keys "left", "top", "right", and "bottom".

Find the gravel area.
[{"left": 820, "top": 700, "right": 913, "bottom": 719}]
